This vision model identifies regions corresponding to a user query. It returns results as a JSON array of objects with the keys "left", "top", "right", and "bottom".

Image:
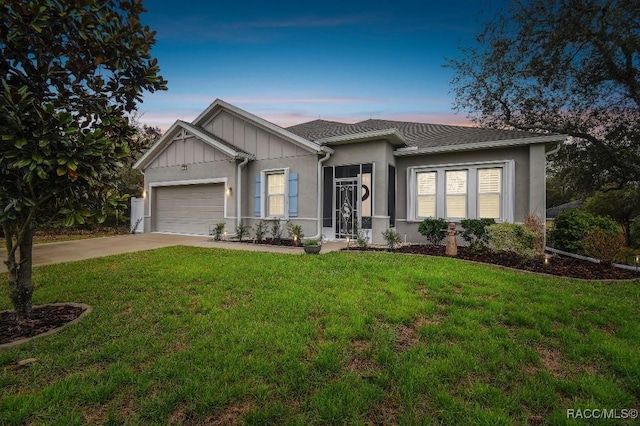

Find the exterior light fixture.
[
  {"left": 544, "top": 256, "right": 550, "bottom": 266},
  {"left": 181, "top": 164, "right": 188, "bottom": 171},
  {"left": 226, "top": 187, "right": 232, "bottom": 196}
]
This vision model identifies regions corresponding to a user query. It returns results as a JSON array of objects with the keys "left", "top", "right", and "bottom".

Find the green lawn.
[{"left": 1, "top": 247, "right": 639, "bottom": 425}]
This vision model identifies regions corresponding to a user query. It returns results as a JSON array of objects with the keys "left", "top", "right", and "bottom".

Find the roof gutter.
[
  {"left": 545, "top": 139, "right": 565, "bottom": 157},
  {"left": 394, "top": 134, "right": 567, "bottom": 156}
]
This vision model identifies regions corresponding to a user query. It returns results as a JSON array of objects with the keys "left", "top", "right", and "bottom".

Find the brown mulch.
[
  {"left": 0, "top": 304, "right": 86, "bottom": 345},
  {"left": 345, "top": 245, "right": 640, "bottom": 280}
]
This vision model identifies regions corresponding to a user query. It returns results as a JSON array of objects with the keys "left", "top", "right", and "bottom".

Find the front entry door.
[{"left": 335, "top": 178, "right": 359, "bottom": 239}]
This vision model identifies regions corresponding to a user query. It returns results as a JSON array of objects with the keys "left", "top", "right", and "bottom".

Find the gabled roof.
[
  {"left": 286, "top": 118, "right": 566, "bottom": 154},
  {"left": 193, "top": 99, "right": 331, "bottom": 155},
  {"left": 133, "top": 120, "right": 254, "bottom": 170}
]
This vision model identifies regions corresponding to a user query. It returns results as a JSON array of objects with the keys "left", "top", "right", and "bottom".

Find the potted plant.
[{"left": 303, "top": 239, "right": 322, "bottom": 254}]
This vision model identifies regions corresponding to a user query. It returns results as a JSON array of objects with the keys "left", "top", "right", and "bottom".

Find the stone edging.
[{"left": 0, "top": 302, "right": 92, "bottom": 350}]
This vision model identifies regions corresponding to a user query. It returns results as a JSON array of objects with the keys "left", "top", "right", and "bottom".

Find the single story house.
[{"left": 134, "top": 99, "right": 565, "bottom": 244}]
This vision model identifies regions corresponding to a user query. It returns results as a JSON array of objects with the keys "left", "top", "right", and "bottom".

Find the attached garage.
[{"left": 152, "top": 183, "right": 224, "bottom": 235}]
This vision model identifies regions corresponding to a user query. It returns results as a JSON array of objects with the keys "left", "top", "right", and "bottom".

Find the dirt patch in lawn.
[
  {"left": 0, "top": 303, "right": 89, "bottom": 347},
  {"left": 346, "top": 245, "right": 640, "bottom": 280}
]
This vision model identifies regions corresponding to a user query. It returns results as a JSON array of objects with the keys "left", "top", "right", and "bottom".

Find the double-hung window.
[
  {"left": 477, "top": 168, "right": 501, "bottom": 219},
  {"left": 266, "top": 172, "right": 285, "bottom": 217},
  {"left": 416, "top": 172, "right": 436, "bottom": 218},
  {"left": 255, "top": 168, "right": 298, "bottom": 219},
  {"left": 445, "top": 170, "right": 467, "bottom": 219}
]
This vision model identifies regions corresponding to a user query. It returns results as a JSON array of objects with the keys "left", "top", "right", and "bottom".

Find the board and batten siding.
[
  {"left": 204, "top": 110, "right": 312, "bottom": 160},
  {"left": 146, "top": 136, "right": 230, "bottom": 169}
]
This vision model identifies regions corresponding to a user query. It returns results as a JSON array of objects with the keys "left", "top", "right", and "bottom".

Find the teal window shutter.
[
  {"left": 288, "top": 172, "right": 298, "bottom": 217},
  {"left": 254, "top": 176, "right": 261, "bottom": 217}
]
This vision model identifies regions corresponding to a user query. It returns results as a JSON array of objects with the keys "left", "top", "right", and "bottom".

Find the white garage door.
[{"left": 154, "top": 184, "right": 224, "bottom": 235}]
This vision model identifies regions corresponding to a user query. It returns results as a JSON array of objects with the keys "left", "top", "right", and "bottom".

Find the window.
[
  {"left": 266, "top": 172, "right": 285, "bottom": 217},
  {"left": 416, "top": 171, "right": 436, "bottom": 218},
  {"left": 409, "top": 161, "right": 513, "bottom": 222},
  {"left": 445, "top": 170, "right": 467, "bottom": 219},
  {"left": 478, "top": 168, "right": 501, "bottom": 219}
]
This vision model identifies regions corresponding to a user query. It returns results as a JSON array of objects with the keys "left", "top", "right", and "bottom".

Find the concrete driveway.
[{"left": 0, "top": 233, "right": 344, "bottom": 273}]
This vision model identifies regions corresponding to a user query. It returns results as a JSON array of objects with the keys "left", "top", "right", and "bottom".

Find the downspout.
[
  {"left": 236, "top": 156, "right": 249, "bottom": 229},
  {"left": 310, "top": 149, "right": 332, "bottom": 240},
  {"left": 545, "top": 141, "right": 563, "bottom": 157}
]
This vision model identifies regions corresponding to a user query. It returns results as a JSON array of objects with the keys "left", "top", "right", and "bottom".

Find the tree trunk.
[{"left": 6, "top": 227, "right": 34, "bottom": 320}]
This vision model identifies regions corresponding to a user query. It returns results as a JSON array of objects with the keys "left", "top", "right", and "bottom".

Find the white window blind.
[
  {"left": 416, "top": 172, "right": 436, "bottom": 217},
  {"left": 267, "top": 173, "right": 285, "bottom": 217},
  {"left": 446, "top": 170, "right": 467, "bottom": 218},
  {"left": 478, "top": 168, "right": 501, "bottom": 219}
]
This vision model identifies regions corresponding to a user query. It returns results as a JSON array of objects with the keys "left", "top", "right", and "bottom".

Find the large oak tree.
[
  {"left": 1, "top": 0, "right": 167, "bottom": 319},
  {"left": 448, "top": 0, "right": 639, "bottom": 194}
]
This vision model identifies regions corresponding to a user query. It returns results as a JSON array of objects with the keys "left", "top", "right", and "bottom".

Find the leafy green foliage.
[
  {"left": 487, "top": 223, "right": 536, "bottom": 261},
  {"left": 583, "top": 185, "right": 640, "bottom": 245},
  {"left": 303, "top": 239, "right": 319, "bottom": 246},
  {"left": 631, "top": 219, "right": 640, "bottom": 248},
  {"left": 354, "top": 221, "right": 368, "bottom": 249},
  {"left": 381, "top": 228, "right": 402, "bottom": 250},
  {"left": 548, "top": 210, "right": 619, "bottom": 255},
  {"left": 287, "top": 222, "right": 304, "bottom": 245},
  {"left": 460, "top": 218, "right": 496, "bottom": 252},
  {"left": 253, "top": 220, "right": 267, "bottom": 243},
  {"left": 235, "top": 223, "right": 250, "bottom": 242},
  {"left": 210, "top": 222, "right": 225, "bottom": 241},
  {"left": 0, "top": 0, "right": 166, "bottom": 316},
  {"left": 448, "top": 0, "right": 640, "bottom": 193},
  {"left": 270, "top": 220, "right": 284, "bottom": 244},
  {"left": 418, "top": 218, "right": 447, "bottom": 245},
  {"left": 581, "top": 228, "right": 626, "bottom": 266}
]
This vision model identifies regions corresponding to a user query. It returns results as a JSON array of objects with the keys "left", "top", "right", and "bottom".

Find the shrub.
[
  {"left": 548, "top": 210, "right": 619, "bottom": 255},
  {"left": 271, "top": 220, "right": 284, "bottom": 244},
  {"left": 486, "top": 223, "right": 536, "bottom": 260},
  {"left": 418, "top": 218, "right": 447, "bottom": 245},
  {"left": 235, "top": 223, "right": 250, "bottom": 242},
  {"left": 254, "top": 220, "right": 267, "bottom": 243},
  {"left": 581, "top": 228, "right": 625, "bottom": 266},
  {"left": 630, "top": 219, "right": 640, "bottom": 248},
  {"left": 287, "top": 222, "right": 304, "bottom": 246},
  {"left": 381, "top": 228, "right": 402, "bottom": 250},
  {"left": 460, "top": 218, "right": 496, "bottom": 251},
  {"left": 304, "top": 238, "right": 319, "bottom": 246},
  {"left": 210, "top": 222, "right": 225, "bottom": 241},
  {"left": 523, "top": 213, "right": 545, "bottom": 257},
  {"left": 354, "top": 220, "right": 369, "bottom": 249}
]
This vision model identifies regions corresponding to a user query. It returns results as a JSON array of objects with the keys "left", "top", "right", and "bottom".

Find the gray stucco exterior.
[{"left": 134, "top": 99, "right": 565, "bottom": 244}]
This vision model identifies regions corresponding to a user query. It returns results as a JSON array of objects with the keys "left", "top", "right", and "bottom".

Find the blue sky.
[{"left": 138, "top": 0, "right": 507, "bottom": 130}]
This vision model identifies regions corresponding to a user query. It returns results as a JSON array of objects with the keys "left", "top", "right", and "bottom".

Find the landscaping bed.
[
  {"left": 345, "top": 245, "right": 640, "bottom": 280},
  {"left": 0, "top": 304, "right": 86, "bottom": 345}
]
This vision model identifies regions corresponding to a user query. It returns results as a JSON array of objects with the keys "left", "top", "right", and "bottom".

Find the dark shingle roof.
[{"left": 286, "top": 118, "right": 555, "bottom": 149}]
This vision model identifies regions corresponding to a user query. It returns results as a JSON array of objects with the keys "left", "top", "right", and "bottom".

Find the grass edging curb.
[{"left": 0, "top": 302, "right": 92, "bottom": 350}]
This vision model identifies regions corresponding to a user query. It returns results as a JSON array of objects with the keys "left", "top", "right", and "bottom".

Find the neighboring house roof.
[
  {"left": 546, "top": 200, "right": 584, "bottom": 219},
  {"left": 133, "top": 119, "right": 255, "bottom": 170},
  {"left": 286, "top": 118, "right": 565, "bottom": 153}
]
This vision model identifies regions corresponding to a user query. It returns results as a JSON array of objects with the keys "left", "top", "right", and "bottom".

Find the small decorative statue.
[{"left": 445, "top": 222, "right": 457, "bottom": 257}]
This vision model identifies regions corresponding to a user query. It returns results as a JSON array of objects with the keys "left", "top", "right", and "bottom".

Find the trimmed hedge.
[{"left": 487, "top": 223, "right": 536, "bottom": 260}]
